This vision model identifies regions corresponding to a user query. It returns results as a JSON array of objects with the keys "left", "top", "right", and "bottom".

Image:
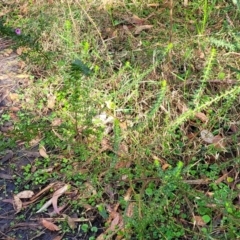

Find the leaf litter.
[{"left": 41, "top": 218, "right": 60, "bottom": 231}]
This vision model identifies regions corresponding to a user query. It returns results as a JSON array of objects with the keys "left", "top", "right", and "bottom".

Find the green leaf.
[
  {"left": 91, "top": 226, "right": 98, "bottom": 233},
  {"left": 97, "top": 204, "right": 108, "bottom": 219},
  {"left": 71, "top": 59, "right": 92, "bottom": 76},
  {"left": 81, "top": 223, "right": 89, "bottom": 233},
  {"left": 202, "top": 215, "right": 211, "bottom": 224},
  {"left": 145, "top": 188, "right": 153, "bottom": 196},
  {"left": 227, "top": 177, "right": 233, "bottom": 183}
]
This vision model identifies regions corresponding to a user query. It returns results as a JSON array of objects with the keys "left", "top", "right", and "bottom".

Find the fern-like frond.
[{"left": 209, "top": 37, "right": 236, "bottom": 51}]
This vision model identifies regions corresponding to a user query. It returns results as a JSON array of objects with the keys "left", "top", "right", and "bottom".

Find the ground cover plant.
[{"left": 0, "top": 0, "right": 240, "bottom": 239}]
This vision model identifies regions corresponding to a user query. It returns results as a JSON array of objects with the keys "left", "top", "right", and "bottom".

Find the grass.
[{"left": 0, "top": 0, "right": 240, "bottom": 239}]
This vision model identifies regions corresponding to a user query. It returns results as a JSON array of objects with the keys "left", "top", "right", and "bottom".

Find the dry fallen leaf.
[
  {"left": 16, "top": 47, "right": 23, "bottom": 55},
  {"left": 177, "top": 102, "right": 188, "bottom": 113},
  {"left": 3, "top": 48, "right": 13, "bottom": 56},
  {"left": 9, "top": 112, "right": 19, "bottom": 122},
  {"left": 39, "top": 147, "right": 49, "bottom": 159},
  {"left": 124, "top": 14, "right": 146, "bottom": 25},
  {"left": 47, "top": 95, "right": 56, "bottom": 109},
  {"left": 230, "top": 123, "right": 238, "bottom": 133},
  {"left": 126, "top": 202, "right": 135, "bottom": 217},
  {"left": 9, "top": 93, "right": 19, "bottom": 102},
  {"left": 119, "top": 121, "right": 127, "bottom": 130},
  {"left": 29, "top": 136, "right": 42, "bottom": 147},
  {"left": 98, "top": 209, "right": 123, "bottom": 240},
  {"left": 177, "top": 103, "right": 208, "bottom": 122},
  {"left": 118, "top": 142, "right": 128, "bottom": 156},
  {"left": 48, "top": 205, "right": 67, "bottom": 217},
  {"left": 200, "top": 130, "right": 214, "bottom": 144},
  {"left": 16, "top": 74, "right": 30, "bottom": 79},
  {"left": 212, "top": 135, "right": 225, "bottom": 149},
  {"left": 187, "top": 132, "right": 197, "bottom": 139},
  {"left": 101, "top": 138, "right": 111, "bottom": 150},
  {"left": 183, "top": 0, "right": 188, "bottom": 7},
  {"left": 134, "top": 25, "right": 153, "bottom": 34},
  {"left": 36, "top": 199, "right": 53, "bottom": 213},
  {"left": 162, "top": 163, "right": 171, "bottom": 170},
  {"left": 124, "top": 188, "right": 132, "bottom": 201},
  {"left": 121, "top": 175, "right": 128, "bottom": 180},
  {"left": 193, "top": 216, "right": 206, "bottom": 226},
  {"left": 13, "top": 195, "right": 22, "bottom": 213},
  {"left": 41, "top": 219, "right": 60, "bottom": 231},
  {"left": 110, "top": 212, "right": 120, "bottom": 231},
  {"left": 16, "top": 190, "right": 34, "bottom": 199},
  {"left": 82, "top": 203, "right": 93, "bottom": 211},
  {"left": 96, "top": 234, "right": 105, "bottom": 240},
  {"left": 52, "top": 184, "right": 69, "bottom": 214},
  {"left": 206, "top": 192, "right": 214, "bottom": 197},
  {"left": 115, "top": 160, "right": 131, "bottom": 169},
  {"left": 63, "top": 214, "right": 76, "bottom": 230},
  {"left": 195, "top": 112, "right": 208, "bottom": 122}
]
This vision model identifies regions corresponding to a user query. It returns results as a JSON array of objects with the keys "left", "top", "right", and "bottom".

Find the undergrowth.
[{"left": 0, "top": 0, "right": 240, "bottom": 239}]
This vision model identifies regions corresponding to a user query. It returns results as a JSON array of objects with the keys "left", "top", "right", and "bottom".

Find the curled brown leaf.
[
  {"left": 41, "top": 219, "right": 60, "bottom": 231},
  {"left": 134, "top": 25, "right": 153, "bottom": 34}
]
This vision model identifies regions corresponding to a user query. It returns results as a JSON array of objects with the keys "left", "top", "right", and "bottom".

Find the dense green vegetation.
[{"left": 0, "top": 0, "right": 240, "bottom": 239}]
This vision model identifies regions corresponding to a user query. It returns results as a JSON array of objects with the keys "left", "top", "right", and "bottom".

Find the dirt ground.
[{"left": 0, "top": 37, "right": 48, "bottom": 240}]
